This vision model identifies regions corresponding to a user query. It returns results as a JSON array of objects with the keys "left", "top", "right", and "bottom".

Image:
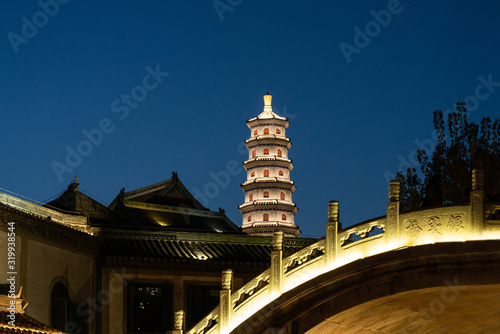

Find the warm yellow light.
[{"left": 263, "top": 93, "right": 272, "bottom": 106}]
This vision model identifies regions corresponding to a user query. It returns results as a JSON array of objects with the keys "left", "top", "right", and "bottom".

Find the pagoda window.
[
  {"left": 251, "top": 171, "right": 255, "bottom": 177},
  {"left": 282, "top": 214, "right": 287, "bottom": 220},
  {"left": 279, "top": 170, "right": 284, "bottom": 176},
  {"left": 252, "top": 150, "right": 256, "bottom": 158},
  {"left": 249, "top": 193, "right": 253, "bottom": 201},
  {"left": 263, "top": 170, "right": 270, "bottom": 177},
  {"left": 276, "top": 128, "right": 281, "bottom": 134},
  {"left": 281, "top": 192, "right": 285, "bottom": 200},
  {"left": 264, "top": 128, "right": 269, "bottom": 134},
  {"left": 254, "top": 129, "right": 258, "bottom": 136},
  {"left": 277, "top": 149, "right": 282, "bottom": 157},
  {"left": 248, "top": 215, "right": 252, "bottom": 222},
  {"left": 263, "top": 191, "right": 269, "bottom": 198},
  {"left": 264, "top": 148, "right": 269, "bottom": 155},
  {"left": 263, "top": 213, "right": 269, "bottom": 221}
]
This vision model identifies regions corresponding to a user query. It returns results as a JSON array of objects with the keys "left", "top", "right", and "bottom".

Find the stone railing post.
[
  {"left": 167, "top": 310, "right": 185, "bottom": 334},
  {"left": 386, "top": 181, "right": 400, "bottom": 247},
  {"left": 219, "top": 269, "right": 233, "bottom": 334},
  {"left": 471, "top": 169, "right": 484, "bottom": 234},
  {"left": 326, "top": 201, "right": 339, "bottom": 268},
  {"left": 270, "top": 230, "right": 283, "bottom": 297}
]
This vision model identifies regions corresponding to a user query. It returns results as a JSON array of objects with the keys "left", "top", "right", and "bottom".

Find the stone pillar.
[
  {"left": 167, "top": 310, "right": 184, "bottom": 334},
  {"left": 471, "top": 169, "right": 484, "bottom": 235},
  {"left": 219, "top": 269, "right": 233, "bottom": 334},
  {"left": 386, "top": 181, "right": 400, "bottom": 247},
  {"left": 270, "top": 230, "right": 284, "bottom": 297},
  {"left": 326, "top": 201, "right": 339, "bottom": 268}
]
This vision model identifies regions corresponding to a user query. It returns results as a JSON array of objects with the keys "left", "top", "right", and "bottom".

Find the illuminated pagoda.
[{"left": 239, "top": 93, "right": 300, "bottom": 237}]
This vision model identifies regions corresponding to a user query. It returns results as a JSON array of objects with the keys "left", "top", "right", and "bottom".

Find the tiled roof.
[
  {"left": 102, "top": 238, "right": 270, "bottom": 261},
  {"left": 100, "top": 233, "right": 316, "bottom": 263},
  {"left": 109, "top": 174, "right": 206, "bottom": 210},
  {"left": 105, "top": 201, "right": 242, "bottom": 233},
  {"left": 0, "top": 312, "right": 65, "bottom": 334}
]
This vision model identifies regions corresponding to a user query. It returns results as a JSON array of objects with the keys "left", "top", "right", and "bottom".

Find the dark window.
[
  {"left": 264, "top": 170, "right": 270, "bottom": 177},
  {"left": 187, "top": 285, "right": 219, "bottom": 328},
  {"left": 51, "top": 282, "right": 89, "bottom": 334},
  {"left": 251, "top": 171, "right": 255, "bottom": 177},
  {"left": 276, "top": 128, "right": 281, "bottom": 134},
  {"left": 248, "top": 215, "right": 252, "bottom": 221},
  {"left": 0, "top": 284, "right": 11, "bottom": 295},
  {"left": 252, "top": 150, "right": 256, "bottom": 158},
  {"left": 263, "top": 191, "right": 269, "bottom": 198},
  {"left": 263, "top": 213, "right": 269, "bottom": 221},
  {"left": 51, "top": 283, "right": 69, "bottom": 331},
  {"left": 264, "top": 128, "right": 269, "bottom": 134},
  {"left": 249, "top": 193, "right": 253, "bottom": 201},
  {"left": 282, "top": 214, "right": 287, "bottom": 220},
  {"left": 264, "top": 148, "right": 269, "bottom": 155},
  {"left": 277, "top": 149, "right": 282, "bottom": 157},
  {"left": 281, "top": 192, "right": 285, "bottom": 200},
  {"left": 279, "top": 170, "right": 284, "bottom": 176},
  {"left": 254, "top": 129, "right": 258, "bottom": 136},
  {"left": 128, "top": 284, "right": 173, "bottom": 333}
]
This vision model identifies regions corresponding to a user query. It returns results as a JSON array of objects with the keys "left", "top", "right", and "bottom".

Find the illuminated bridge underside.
[
  {"left": 233, "top": 240, "right": 500, "bottom": 333},
  {"left": 308, "top": 284, "right": 500, "bottom": 333}
]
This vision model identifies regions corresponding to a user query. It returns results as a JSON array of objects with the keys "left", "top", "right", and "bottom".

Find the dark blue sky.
[{"left": 2, "top": 1, "right": 500, "bottom": 237}]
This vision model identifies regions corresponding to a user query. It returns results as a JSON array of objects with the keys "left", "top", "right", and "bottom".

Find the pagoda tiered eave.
[
  {"left": 246, "top": 118, "right": 290, "bottom": 128},
  {"left": 238, "top": 200, "right": 299, "bottom": 214},
  {"left": 245, "top": 136, "right": 292, "bottom": 149},
  {"left": 241, "top": 180, "right": 296, "bottom": 193},
  {"left": 242, "top": 223, "right": 301, "bottom": 237},
  {"left": 243, "top": 157, "right": 294, "bottom": 170}
]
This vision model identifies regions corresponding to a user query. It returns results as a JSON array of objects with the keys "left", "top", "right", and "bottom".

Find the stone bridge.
[{"left": 185, "top": 170, "right": 500, "bottom": 334}]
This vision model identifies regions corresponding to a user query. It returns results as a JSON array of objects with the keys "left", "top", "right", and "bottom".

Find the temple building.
[
  {"left": 0, "top": 173, "right": 315, "bottom": 334},
  {"left": 239, "top": 94, "right": 300, "bottom": 237}
]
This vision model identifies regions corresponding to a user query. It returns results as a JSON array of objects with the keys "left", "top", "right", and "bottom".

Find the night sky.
[{"left": 2, "top": 1, "right": 500, "bottom": 237}]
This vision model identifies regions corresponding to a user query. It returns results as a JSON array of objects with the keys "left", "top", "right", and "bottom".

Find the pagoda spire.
[{"left": 238, "top": 93, "right": 300, "bottom": 237}]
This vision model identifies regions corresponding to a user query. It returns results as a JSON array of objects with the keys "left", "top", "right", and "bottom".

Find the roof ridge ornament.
[
  {"left": 263, "top": 93, "right": 272, "bottom": 107},
  {"left": 69, "top": 174, "right": 79, "bottom": 190}
]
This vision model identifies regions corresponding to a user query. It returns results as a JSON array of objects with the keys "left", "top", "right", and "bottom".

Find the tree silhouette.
[{"left": 396, "top": 103, "right": 500, "bottom": 211}]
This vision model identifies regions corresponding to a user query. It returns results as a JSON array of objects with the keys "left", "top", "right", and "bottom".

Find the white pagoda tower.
[{"left": 239, "top": 93, "right": 300, "bottom": 237}]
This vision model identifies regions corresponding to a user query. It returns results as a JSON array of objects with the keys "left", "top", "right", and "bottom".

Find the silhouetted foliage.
[{"left": 396, "top": 103, "right": 500, "bottom": 211}]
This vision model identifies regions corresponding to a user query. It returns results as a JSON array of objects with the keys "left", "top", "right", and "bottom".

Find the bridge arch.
[{"left": 187, "top": 171, "right": 500, "bottom": 334}]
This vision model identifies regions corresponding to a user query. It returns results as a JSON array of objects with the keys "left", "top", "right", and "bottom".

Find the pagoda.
[{"left": 239, "top": 93, "right": 300, "bottom": 237}]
